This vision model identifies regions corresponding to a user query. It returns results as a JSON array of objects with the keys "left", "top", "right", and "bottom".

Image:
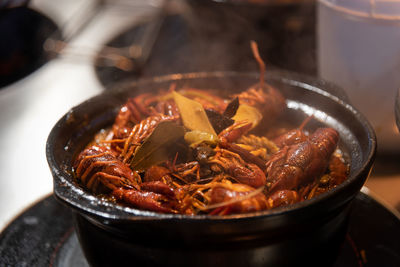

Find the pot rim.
[{"left": 46, "top": 70, "right": 376, "bottom": 222}]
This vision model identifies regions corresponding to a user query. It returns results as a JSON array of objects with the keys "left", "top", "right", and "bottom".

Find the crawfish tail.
[
  {"left": 120, "top": 113, "right": 179, "bottom": 163},
  {"left": 309, "top": 127, "right": 339, "bottom": 159},
  {"left": 266, "top": 127, "right": 339, "bottom": 194},
  {"left": 273, "top": 116, "right": 313, "bottom": 148},
  {"left": 207, "top": 184, "right": 269, "bottom": 215},
  {"left": 74, "top": 145, "right": 140, "bottom": 193},
  {"left": 112, "top": 188, "right": 175, "bottom": 213},
  {"left": 219, "top": 141, "right": 267, "bottom": 171}
]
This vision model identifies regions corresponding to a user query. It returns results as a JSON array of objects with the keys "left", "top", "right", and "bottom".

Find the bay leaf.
[
  {"left": 232, "top": 104, "right": 263, "bottom": 129},
  {"left": 130, "top": 121, "right": 185, "bottom": 171},
  {"left": 173, "top": 91, "right": 217, "bottom": 136}
]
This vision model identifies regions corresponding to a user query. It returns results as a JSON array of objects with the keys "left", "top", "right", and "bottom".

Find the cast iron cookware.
[{"left": 46, "top": 71, "right": 376, "bottom": 267}]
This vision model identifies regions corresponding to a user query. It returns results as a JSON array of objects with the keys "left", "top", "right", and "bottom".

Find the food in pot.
[{"left": 73, "top": 42, "right": 349, "bottom": 215}]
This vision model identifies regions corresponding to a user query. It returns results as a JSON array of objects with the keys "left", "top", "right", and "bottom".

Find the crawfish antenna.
[
  {"left": 168, "top": 82, "right": 177, "bottom": 92},
  {"left": 250, "top": 40, "right": 266, "bottom": 87},
  {"left": 299, "top": 115, "right": 314, "bottom": 130}
]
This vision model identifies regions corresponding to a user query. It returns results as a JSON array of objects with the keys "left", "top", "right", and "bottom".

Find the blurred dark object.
[
  {"left": 95, "top": 1, "right": 316, "bottom": 88},
  {"left": 0, "top": 0, "right": 29, "bottom": 9},
  {"left": 0, "top": 6, "right": 59, "bottom": 88},
  {"left": 95, "top": 15, "right": 187, "bottom": 87},
  {"left": 185, "top": 0, "right": 316, "bottom": 74},
  {"left": 395, "top": 88, "right": 400, "bottom": 133}
]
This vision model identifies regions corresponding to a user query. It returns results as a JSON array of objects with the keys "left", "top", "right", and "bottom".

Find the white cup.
[{"left": 317, "top": 0, "right": 400, "bottom": 153}]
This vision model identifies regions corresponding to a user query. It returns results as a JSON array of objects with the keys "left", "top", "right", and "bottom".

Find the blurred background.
[{"left": 0, "top": 0, "right": 399, "bottom": 233}]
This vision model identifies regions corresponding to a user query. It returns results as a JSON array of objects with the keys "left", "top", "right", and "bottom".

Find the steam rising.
[{"left": 95, "top": 1, "right": 316, "bottom": 87}]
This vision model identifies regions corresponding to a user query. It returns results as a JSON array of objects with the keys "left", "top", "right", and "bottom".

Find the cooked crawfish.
[
  {"left": 233, "top": 41, "right": 286, "bottom": 124},
  {"left": 267, "top": 190, "right": 299, "bottom": 209},
  {"left": 112, "top": 93, "right": 158, "bottom": 139},
  {"left": 218, "top": 121, "right": 269, "bottom": 169},
  {"left": 265, "top": 127, "right": 339, "bottom": 194},
  {"left": 328, "top": 153, "right": 349, "bottom": 186},
  {"left": 237, "top": 134, "right": 279, "bottom": 161},
  {"left": 219, "top": 140, "right": 267, "bottom": 171},
  {"left": 119, "top": 113, "right": 179, "bottom": 163},
  {"left": 143, "top": 165, "right": 171, "bottom": 183},
  {"left": 218, "top": 121, "right": 253, "bottom": 143},
  {"left": 201, "top": 181, "right": 299, "bottom": 214},
  {"left": 206, "top": 183, "right": 269, "bottom": 215},
  {"left": 112, "top": 181, "right": 177, "bottom": 213},
  {"left": 74, "top": 145, "right": 140, "bottom": 193},
  {"left": 235, "top": 86, "right": 285, "bottom": 122},
  {"left": 273, "top": 116, "right": 312, "bottom": 148},
  {"left": 75, "top": 147, "right": 178, "bottom": 213},
  {"left": 209, "top": 147, "right": 266, "bottom": 188}
]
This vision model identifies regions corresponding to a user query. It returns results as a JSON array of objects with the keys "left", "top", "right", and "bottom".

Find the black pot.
[{"left": 46, "top": 71, "right": 376, "bottom": 267}]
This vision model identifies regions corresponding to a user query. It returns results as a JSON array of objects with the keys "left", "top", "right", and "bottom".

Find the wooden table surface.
[{"left": 365, "top": 153, "right": 400, "bottom": 213}]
